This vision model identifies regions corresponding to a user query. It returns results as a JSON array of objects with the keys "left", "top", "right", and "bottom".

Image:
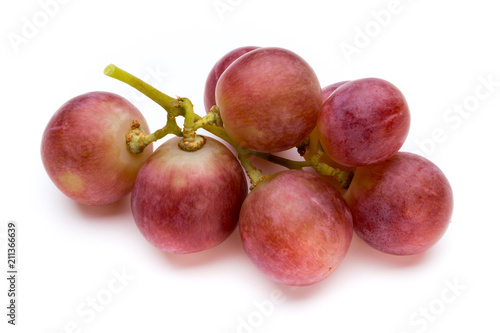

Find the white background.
[{"left": 1, "top": 0, "right": 499, "bottom": 332}]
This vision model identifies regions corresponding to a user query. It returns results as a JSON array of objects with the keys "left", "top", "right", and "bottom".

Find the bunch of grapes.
[{"left": 41, "top": 46, "right": 453, "bottom": 287}]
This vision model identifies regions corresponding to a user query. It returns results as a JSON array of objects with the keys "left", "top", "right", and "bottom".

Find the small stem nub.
[
  {"left": 314, "top": 163, "right": 354, "bottom": 189},
  {"left": 208, "top": 105, "right": 224, "bottom": 127},
  {"left": 178, "top": 97, "right": 207, "bottom": 152},
  {"left": 126, "top": 121, "right": 150, "bottom": 154},
  {"left": 126, "top": 118, "right": 182, "bottom": 154},
  {"left": 238, "top": 147, "right": 269, "bottom": 190},
  {"left": 178, "top": 129, "right": 207, "bottom": 151},
  {"left": 192, "top": 106, "right": 223, "bottom": 131},
  {"left": 310, "top": 152, "right": 354, "bottom": 189},
  {"left": 296, "top": 137, "right": 310, "bottom": 157}
]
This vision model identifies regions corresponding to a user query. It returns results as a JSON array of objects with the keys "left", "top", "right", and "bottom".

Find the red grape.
[
  {"left": 301, "top": 81, "right": 355, "bottom": 193},
  {"left": 239, "top": 170, "right": 353, "bottom": 286},
  {"left": 344, "top": 152, "right": 453, "bottom": 255},
  {"left": 41, "top": 91, "right": 153, "bottom": 205},
  {"left": 131, "top": 137, "right": 248, "bottom": 254},
  {"left": 318, "top": 78, "right": 410, "bottom": 167},
  {"left": 215, "top": 47, "right": 322, "bottom": 153},
  {"left": 321, "top": 80, "right": 349, "bottom": 102},
  {"left": 204, "top": 46, "right": 259, "bottom": 114}
]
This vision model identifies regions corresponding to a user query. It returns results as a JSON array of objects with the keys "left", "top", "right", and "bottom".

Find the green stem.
[
  {"left": 201, "top": 123, "right": 353, "bottom": 189},
  {"left": 200, "top": 124, "right": 237, "bottom": 147},
  {"left": 126, "top": 118, "right": 182, "bottom": 154},
  {"left": 248, "top": 150, "right": 353, "bottom": 189},
  {"left": 237, "top": 147, "right": 269, "bottom": 190},
  {"left": 104, "top": 64, "right": 353, "bottom": 188},
  {"left": 104, "top": 64, "right": 182, "bottom": 117},
  {"left": 309, "top": 148, "right": 353, "bottom": 189},
  {"left": 193, "top": 106, "right": 223, "bottom": 131},
  {"left": 313, "top": 163, "right": 354, "bottom": 189},
  {"left": 178, "top": 97, "right": 207, "bottom": 151},
  {"left": 180, "top": 97, "right": 196, "bottom": 129},
  {"left": 152, "top": 116, "right": 183, "bottom": 139}
]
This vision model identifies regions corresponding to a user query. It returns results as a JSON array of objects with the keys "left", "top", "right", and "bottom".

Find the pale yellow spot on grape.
[
  {"left": 59, "top": 172, "right": 84, "bottom": 193},
  {"left": 172, "top": 176, "right": 187, "bottom": 189}
]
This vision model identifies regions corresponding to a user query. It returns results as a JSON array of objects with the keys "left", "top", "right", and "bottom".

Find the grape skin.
[
  {"left": 216, "top": 47, "right": 322, "bottom": 153},
  {"left": 239, "top": 170, "right": 353, "bottom": 286},
  {"left": 318, "top": 78, "right": 411, "bottom": 167},
  {"left": 321, "top": 80, "right": 349, "bottom": 101},
  {"left": 41, "top": 92, "right": 153, "bottom": 205},
  {"left": 344, "top": 152, "right": 453, "bottom": 255},
  {"left": 204, "top": 46, "right": 259, "bottom": 114},
  {"left": 131, "top": 137, "right": 248, "bottom": 254}
]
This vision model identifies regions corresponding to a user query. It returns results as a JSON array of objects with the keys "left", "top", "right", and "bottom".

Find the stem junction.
[{"left": 105, "top": 64, "right": 353, "bottom": 189}]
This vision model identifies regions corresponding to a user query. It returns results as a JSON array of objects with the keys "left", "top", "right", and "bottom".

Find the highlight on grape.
[{"left": 41, "top": 45, "right": 454, "bottom": 287}]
